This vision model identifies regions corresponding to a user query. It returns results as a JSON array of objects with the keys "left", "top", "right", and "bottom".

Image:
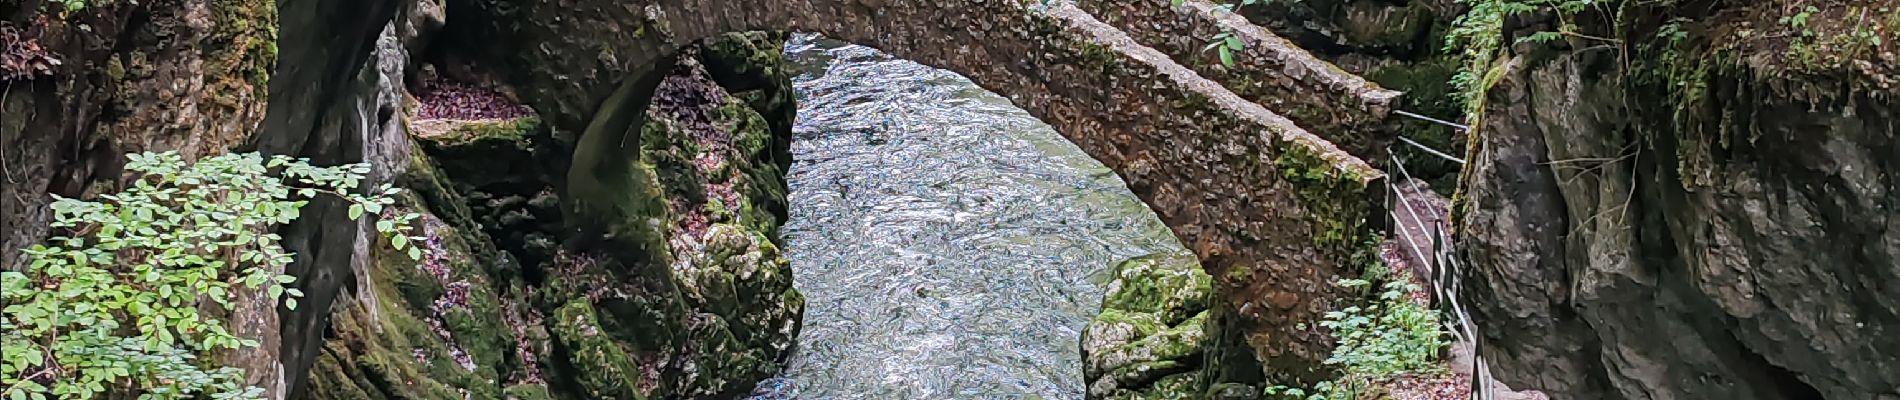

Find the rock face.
[
  {"left": 1455, "top": 1, "right": 1899, "bottom": 399},
  {"left": 1082, "top": 252, "right": 1214, "bottom": 400},
  {"left": 0, "top": 0, "right": 288, "bottom": 395},
  {"left": 301, "top": 32, "right": 803, "bottom": 400},
  {"left": 1, "top": 0, "right": 277, "bottom": 270}
]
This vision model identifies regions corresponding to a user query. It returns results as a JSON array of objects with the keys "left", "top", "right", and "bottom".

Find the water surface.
[{"left": 778, "top": 35, "right": 1187, "bottom": 399}]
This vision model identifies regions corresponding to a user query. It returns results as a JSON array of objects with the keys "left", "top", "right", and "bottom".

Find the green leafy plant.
[
  {"left": 1320, "top": 274, "right": 1446, "bottom": 377},
  {"left": 50, "top": 0, "right": 91, "bottom": 13},
  {"left": 1205, "top": 31, "right": 1245, "bottom": 67},
  {"left": 1, "top": 151, "right": 422, "bottom": 400},
  {"left": 1171, "top": 0, "right": 1262, "bottom": 67},
  {"left": 1265, "top": 267, "right": 1449, "bottom": 400},
  {"left": 1779, "top": 5, "right": 1820, "bottom": 37}
]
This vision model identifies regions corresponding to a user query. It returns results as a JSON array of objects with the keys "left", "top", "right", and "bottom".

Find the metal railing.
[{"left": 1384, "top": 133, "right": 1496, "bottom": 400}]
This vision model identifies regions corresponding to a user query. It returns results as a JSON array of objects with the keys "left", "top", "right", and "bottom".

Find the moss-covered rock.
[
  {"left": 308, "top": 32, "right": 800, "bottom": 400},
  {"left": 1082, "top": 252, "right": 1215, "bottom": 399},
  {"left": 304, "top": 147, "right": 550, "bottom": 400}
]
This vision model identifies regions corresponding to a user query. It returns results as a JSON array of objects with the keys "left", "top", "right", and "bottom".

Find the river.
[{"left": 774, "top": 35, "right": 1188, "bottom": 399}]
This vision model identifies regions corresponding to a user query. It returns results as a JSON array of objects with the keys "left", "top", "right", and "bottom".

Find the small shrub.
[
  {"left": 1, "top": 151, "right": 422, "bottom": 400},
  {"left": 1321, "top": 274, "right": 1446, "bottom": 377},
  {"left": 1266, "top": 267, "right": 1449, "bottom": 400}
]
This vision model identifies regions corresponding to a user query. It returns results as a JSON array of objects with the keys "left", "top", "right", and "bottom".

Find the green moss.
[
  {"left": 206, "top": 0, "right": 277, "bottom": 101},
  {"left": 1270, "top": 139, "right": 1375, "bottom": 256},
  {"left": 1085, "top": 252, "right": 1216, "bottom": 399},
  {"left": 1093, "top": 308, "right": 1165, "bottom": 337},
  {"left": 1131, "top": 312, "right": 1210, "bottom": 360},
  {"left": 1102, "top": 253, "right": 1212, "bottom": 325},
  {"left": 444, "top": 117, "right": 543, "bottom": 143},
  {"left": 358, "top": 32, "right": 805, "bottom": 400},
  {"left": 551, "top": 300, "right": 651, "bottom": 400},
  {"left": 503, "top": 384, "right": 555, "bottom": 400}
]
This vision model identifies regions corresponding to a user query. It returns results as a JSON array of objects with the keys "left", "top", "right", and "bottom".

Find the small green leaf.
[
  {"left": 392, "top": 235, "right": 408, "bottom": 250},
  {"left": 347, "top": 204, "right": 364, "bottom": 220},
  {"left": 1225, "top": 35, "right": 1243, "bottom": 51}
]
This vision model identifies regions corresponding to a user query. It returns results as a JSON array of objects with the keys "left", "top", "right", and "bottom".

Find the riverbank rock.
[
  {"left": 1082, "top": 252, "right": 1215, "bottom": 399},
  {"left": 1455, "top": 1, "right": 1899, "bottom": 399}
]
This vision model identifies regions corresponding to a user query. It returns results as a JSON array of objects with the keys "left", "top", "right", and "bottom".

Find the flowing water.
[{"left": 776, "top": 35, "right": 1188, "bottom": 399}]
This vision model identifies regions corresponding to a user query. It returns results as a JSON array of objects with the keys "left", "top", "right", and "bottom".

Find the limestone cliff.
[{"left": 1454, "top": 1, "right": 1898, "bottom": 398}]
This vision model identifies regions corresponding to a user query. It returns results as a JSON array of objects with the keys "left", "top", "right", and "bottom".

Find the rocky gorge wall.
[
  {"left": 3, "top": 0, "right": 803, "bottom": 397},
  {"left": 299, "top": 25, "right": 804, "bottom": 400},
  {"left": 0, "top": 0, "right": 293, "bottom": 394},
  {"left": 1454, "top": 1, "right": 1898, "bottom": 399},
  {"left": 13, "top": 0, "right": 1895, "bottom": 398}
]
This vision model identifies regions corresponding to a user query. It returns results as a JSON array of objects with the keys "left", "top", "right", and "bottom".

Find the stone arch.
[{"left": 436, "top": 0, "right": 1389, "bottom": 385}]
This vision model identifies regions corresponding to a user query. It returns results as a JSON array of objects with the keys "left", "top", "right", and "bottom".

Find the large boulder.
[{"left": 1082, "top": 252, "right": 1214, "bottom": 399}]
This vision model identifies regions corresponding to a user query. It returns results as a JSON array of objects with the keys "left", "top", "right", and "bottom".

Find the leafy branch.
[{"left": 1, "top": 151, "right": 421, "bottom": 400}]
